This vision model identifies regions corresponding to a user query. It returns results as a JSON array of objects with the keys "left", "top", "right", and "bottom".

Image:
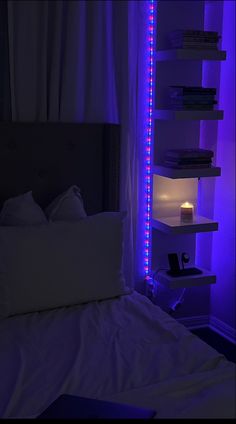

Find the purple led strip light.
[{"left": 144, "top": 0, "right": 156, "bottom": 280}]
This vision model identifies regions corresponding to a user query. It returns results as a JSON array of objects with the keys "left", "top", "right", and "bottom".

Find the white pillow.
[
  {"left": 45, "top": 185, "right": 87, "bottom": 222},
  {"left": 0, "top": 191, "right": 47, "bottom": 226},
  {"left": 0, "top": 212, "right": 127, "bottom": 317}
]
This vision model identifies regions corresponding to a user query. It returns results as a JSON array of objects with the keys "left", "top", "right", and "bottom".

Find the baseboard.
[
  {"left": 177, "top": 315, "right": 209, "bottom": 329},
  {"left": 209, "top": 315, "right": 236, "bottom": 345},
  {"left": 177, "top": 314, "right": 236, "bottom": 344}
]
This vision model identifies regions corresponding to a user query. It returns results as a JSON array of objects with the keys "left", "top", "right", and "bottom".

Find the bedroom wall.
[
  {"left": 196, "top": 0, "right": 235, "bottom": 338},
  {"left": 210, "top": 0, "right": 236, "bottom": 334}
]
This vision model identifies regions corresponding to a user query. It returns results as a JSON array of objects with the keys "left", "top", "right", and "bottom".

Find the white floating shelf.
[
  {"left": 155, "top": 49, "right": 226, "bottom": 62},
  {"left": 157, "top": 268, "right": 216, "bottom": 289},
  {"left": 153, "top": 164, "right": 221, "bottom": 179},
  {"left": 152, "top": 214, "right": 218, "bottom": 234},
  {"left": 154, "top": 109, "right": 224, "bottom": 121}
]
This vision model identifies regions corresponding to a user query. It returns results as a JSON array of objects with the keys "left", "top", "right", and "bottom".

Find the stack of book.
[
  {"left": 169, "top": 86, "right": 217, "bottom": 110},
  {"left": 169, "top": 30, "right": 221, "bottom": 50},
  {"left": 164, "top": 148, "right": 214, "bottom": 169}
]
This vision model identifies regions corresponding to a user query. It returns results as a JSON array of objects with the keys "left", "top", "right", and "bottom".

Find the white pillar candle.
[{"left": 180, "top": 202, "right": 194, "bottom": 222}]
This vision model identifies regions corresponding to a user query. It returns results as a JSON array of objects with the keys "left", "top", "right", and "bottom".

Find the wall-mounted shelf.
[
  {"left": 152, "top": 214, "right": 218, "bottom": 234},
  {"left": 155, "top": 49, "right": 226, "bottom": 62},
  {"left": 148, "top": 3, "right": 228, "bottom": 298},
  {"left": 153, "top": 164, "right": 221, "bottom": 179},
  {"left": 154, "top": 109, "right": 224, "bottom": 121},
  {"left": 157, "top": 268, "right": 216, "bottom": 289}
]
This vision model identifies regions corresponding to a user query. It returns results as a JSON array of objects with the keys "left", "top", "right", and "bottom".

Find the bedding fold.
[{"left": 0, "top": 291, "right": 235, "bottom": 418}]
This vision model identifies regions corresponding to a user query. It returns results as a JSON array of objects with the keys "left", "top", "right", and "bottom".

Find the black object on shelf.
[{"left": 168, "top": 253, "right": 181, "bottom": 273}]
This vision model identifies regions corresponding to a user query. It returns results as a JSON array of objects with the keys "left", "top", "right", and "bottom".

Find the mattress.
[{"left": 0, "top": 291, "right": 235, "bottom": 418}]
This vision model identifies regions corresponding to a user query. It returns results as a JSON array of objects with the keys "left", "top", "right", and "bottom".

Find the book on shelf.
[
  {"left": 168, "top": 86, "right": 217, "bottom": 110},
  {"left": 170, "top": 99, "right": 217, "bottom": 105},
  {"left": 164, "top": 162, "right": 212, "bottom": 169},
  {"left": 165, "top": 148, "right": 214, "bottom": 160},
  {"left": 170, "top": 96, "right": 217, "bottom": 105},
  {"left": 164, "top": 158, "right": 212, "bottom": 168},
  {"left": 169, "top": 29, "right": 220, "bottom": 38},
  {"left": 170, "top": 36, "right": 220, "bottom": 43},
  {"left": 169, "top": 86, "right": 217, "bottom": 95},
  {"left": 170, "top": 43, "right": 219, "bottom": 50},
  {"left": 164, "top": 149, "right": 213, "bottom": 166},
  {"left": 169, "top": 95, "right": 216, "bottom": 102},
  {"left": 170, "top": 104, "right": 215, "bottom": 111},
  {"left": 164, "top": 148, "right": 214, "bottom": 168},
  {"left": 165, "top": 157, "right": 212, "bottom": 165},
  {"left": 165, "top": 158, "right": 212, "bottom": 165},
  {"left": 168, "top": 30, "right": 221, "bottom": 50}
]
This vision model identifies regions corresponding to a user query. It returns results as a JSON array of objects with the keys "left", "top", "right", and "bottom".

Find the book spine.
[
  {"left": 165, "top": 150, "right": 214, "bottom": 159},
  {"left": 172, "top": 43, "right": 219, "bottom": 50},
  {"left": 164, "top": 162, "right": 212, "bottom": 169},
  {"left": 171, "top": 42, "right": 218, "bottom": 48},
  {"left": 170, "top": 97, "right": 217, "bottom": 102},
  {"left": 165, "top": 158, "right": 212, "bottom": 164},
  {"left": 170, "top": 99, "right": 217, "bottom": 106},
  {"left": 180, "top": 46, "right": 218, "bottom": 50},
  {"left": 169, "top": 95, "right": 216, "bottom": 101},
  {"left": 169, "top": 92, "right": 217, "bottom": 98},
  {"left": 170, "top": 99, "right": 217, "bottom": 103},
  {"left": 170, "top": 105, "right": 215, "bottom": 110},
  {"left": 165, "top": 149, "right": 214, "bottom": 159},
  {"left": 169, "top": 30, "right": 219, "bottom": 37},
  {"left": 169, "top": 36, "right": 220, "bottom": 42},
  {"left": 169, "top": 86, "right": 217, "bottom": 95}
]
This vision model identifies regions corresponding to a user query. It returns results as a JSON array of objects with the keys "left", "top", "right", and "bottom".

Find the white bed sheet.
[{"left": 0, "top": 291, "right": 235, "bottom": 418}]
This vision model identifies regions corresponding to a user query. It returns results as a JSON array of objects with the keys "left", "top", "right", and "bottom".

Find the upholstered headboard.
[{"left": 0, "top": 122, "right": 120, "bottom": 214}]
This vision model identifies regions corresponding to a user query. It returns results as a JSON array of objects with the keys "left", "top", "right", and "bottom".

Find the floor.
[{"left": 191, "top": 326, "right": 236, "bottom": 364}]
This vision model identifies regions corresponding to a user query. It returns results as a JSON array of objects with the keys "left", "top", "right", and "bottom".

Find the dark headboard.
[{"left": 0, "top": 122, "right": 120, "bottom": 214}]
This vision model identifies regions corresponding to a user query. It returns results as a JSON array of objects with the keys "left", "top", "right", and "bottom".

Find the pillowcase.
[
  {"left": 45, "top": 185, "right": 86, "bottom": 222},
  {"left": 0, "top": 191, "right": 47, "bottom": 226},
  {"left": 0, "top": 212, "right": 128, "bottom": 317}
]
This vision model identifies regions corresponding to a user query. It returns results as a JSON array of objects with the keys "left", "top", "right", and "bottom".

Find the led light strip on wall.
[{"left": 144, "top": 0, "right": 156, "bottom": 282}]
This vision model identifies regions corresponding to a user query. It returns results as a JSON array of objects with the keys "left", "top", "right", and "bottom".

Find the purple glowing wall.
[{"left": 210, "top": 0, "right": 236, "bottom": 331}]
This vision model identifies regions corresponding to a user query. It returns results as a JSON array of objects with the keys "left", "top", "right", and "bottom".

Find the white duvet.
[{"left": 0, "top": 291, "right": 235, "bottom": 418}]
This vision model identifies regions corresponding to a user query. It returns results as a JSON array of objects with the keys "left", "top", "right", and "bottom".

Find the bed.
[{"left": 0, "top": 122, "right": 235, "bottom": 419}]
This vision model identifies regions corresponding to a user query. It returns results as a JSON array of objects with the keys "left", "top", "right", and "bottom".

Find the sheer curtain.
[{"left": 6, "top": 0, "right": 148, "bottom": 288}]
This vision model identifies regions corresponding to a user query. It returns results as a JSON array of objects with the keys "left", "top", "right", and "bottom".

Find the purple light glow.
[
  {"left": 144, "top": 0, "right": 156, "bottom": 281},
  {"left": 197, "top": 0, "right": 235, "bottom": 330}
]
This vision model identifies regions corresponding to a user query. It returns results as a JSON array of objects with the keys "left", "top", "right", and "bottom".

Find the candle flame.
[{"left": 181, "top": 201, "right": 193, "bottom": 208}]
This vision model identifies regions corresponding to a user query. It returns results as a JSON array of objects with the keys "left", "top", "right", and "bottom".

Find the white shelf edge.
[
  {"left": 155, "top": 49, "right": 226, "bottom": 62},
  {"left": 152, "top": 214, "right": 218, "bottom": 234},
  {"left": 153, "top": 164, "right": 221, "bottom": 179},
  {"left": 157, "top": 268, "right": 216, "bottom": 289},
  {"left": 153, "top": 109, "right": 224, "bottom": 121}
]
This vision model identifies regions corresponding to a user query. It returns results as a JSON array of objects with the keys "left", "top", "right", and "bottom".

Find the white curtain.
[{"left": 7, "top": 0, "right": 148, "bottom": 288}]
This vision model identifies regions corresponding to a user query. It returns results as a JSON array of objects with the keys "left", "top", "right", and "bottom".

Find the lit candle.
[{"left": 180, "top": 202, "right": 194, "bottom": 223}]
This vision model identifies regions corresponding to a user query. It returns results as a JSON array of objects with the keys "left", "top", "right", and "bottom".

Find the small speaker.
[{"left": 167, "top": 253, "right": 180, "bottom": 273}]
